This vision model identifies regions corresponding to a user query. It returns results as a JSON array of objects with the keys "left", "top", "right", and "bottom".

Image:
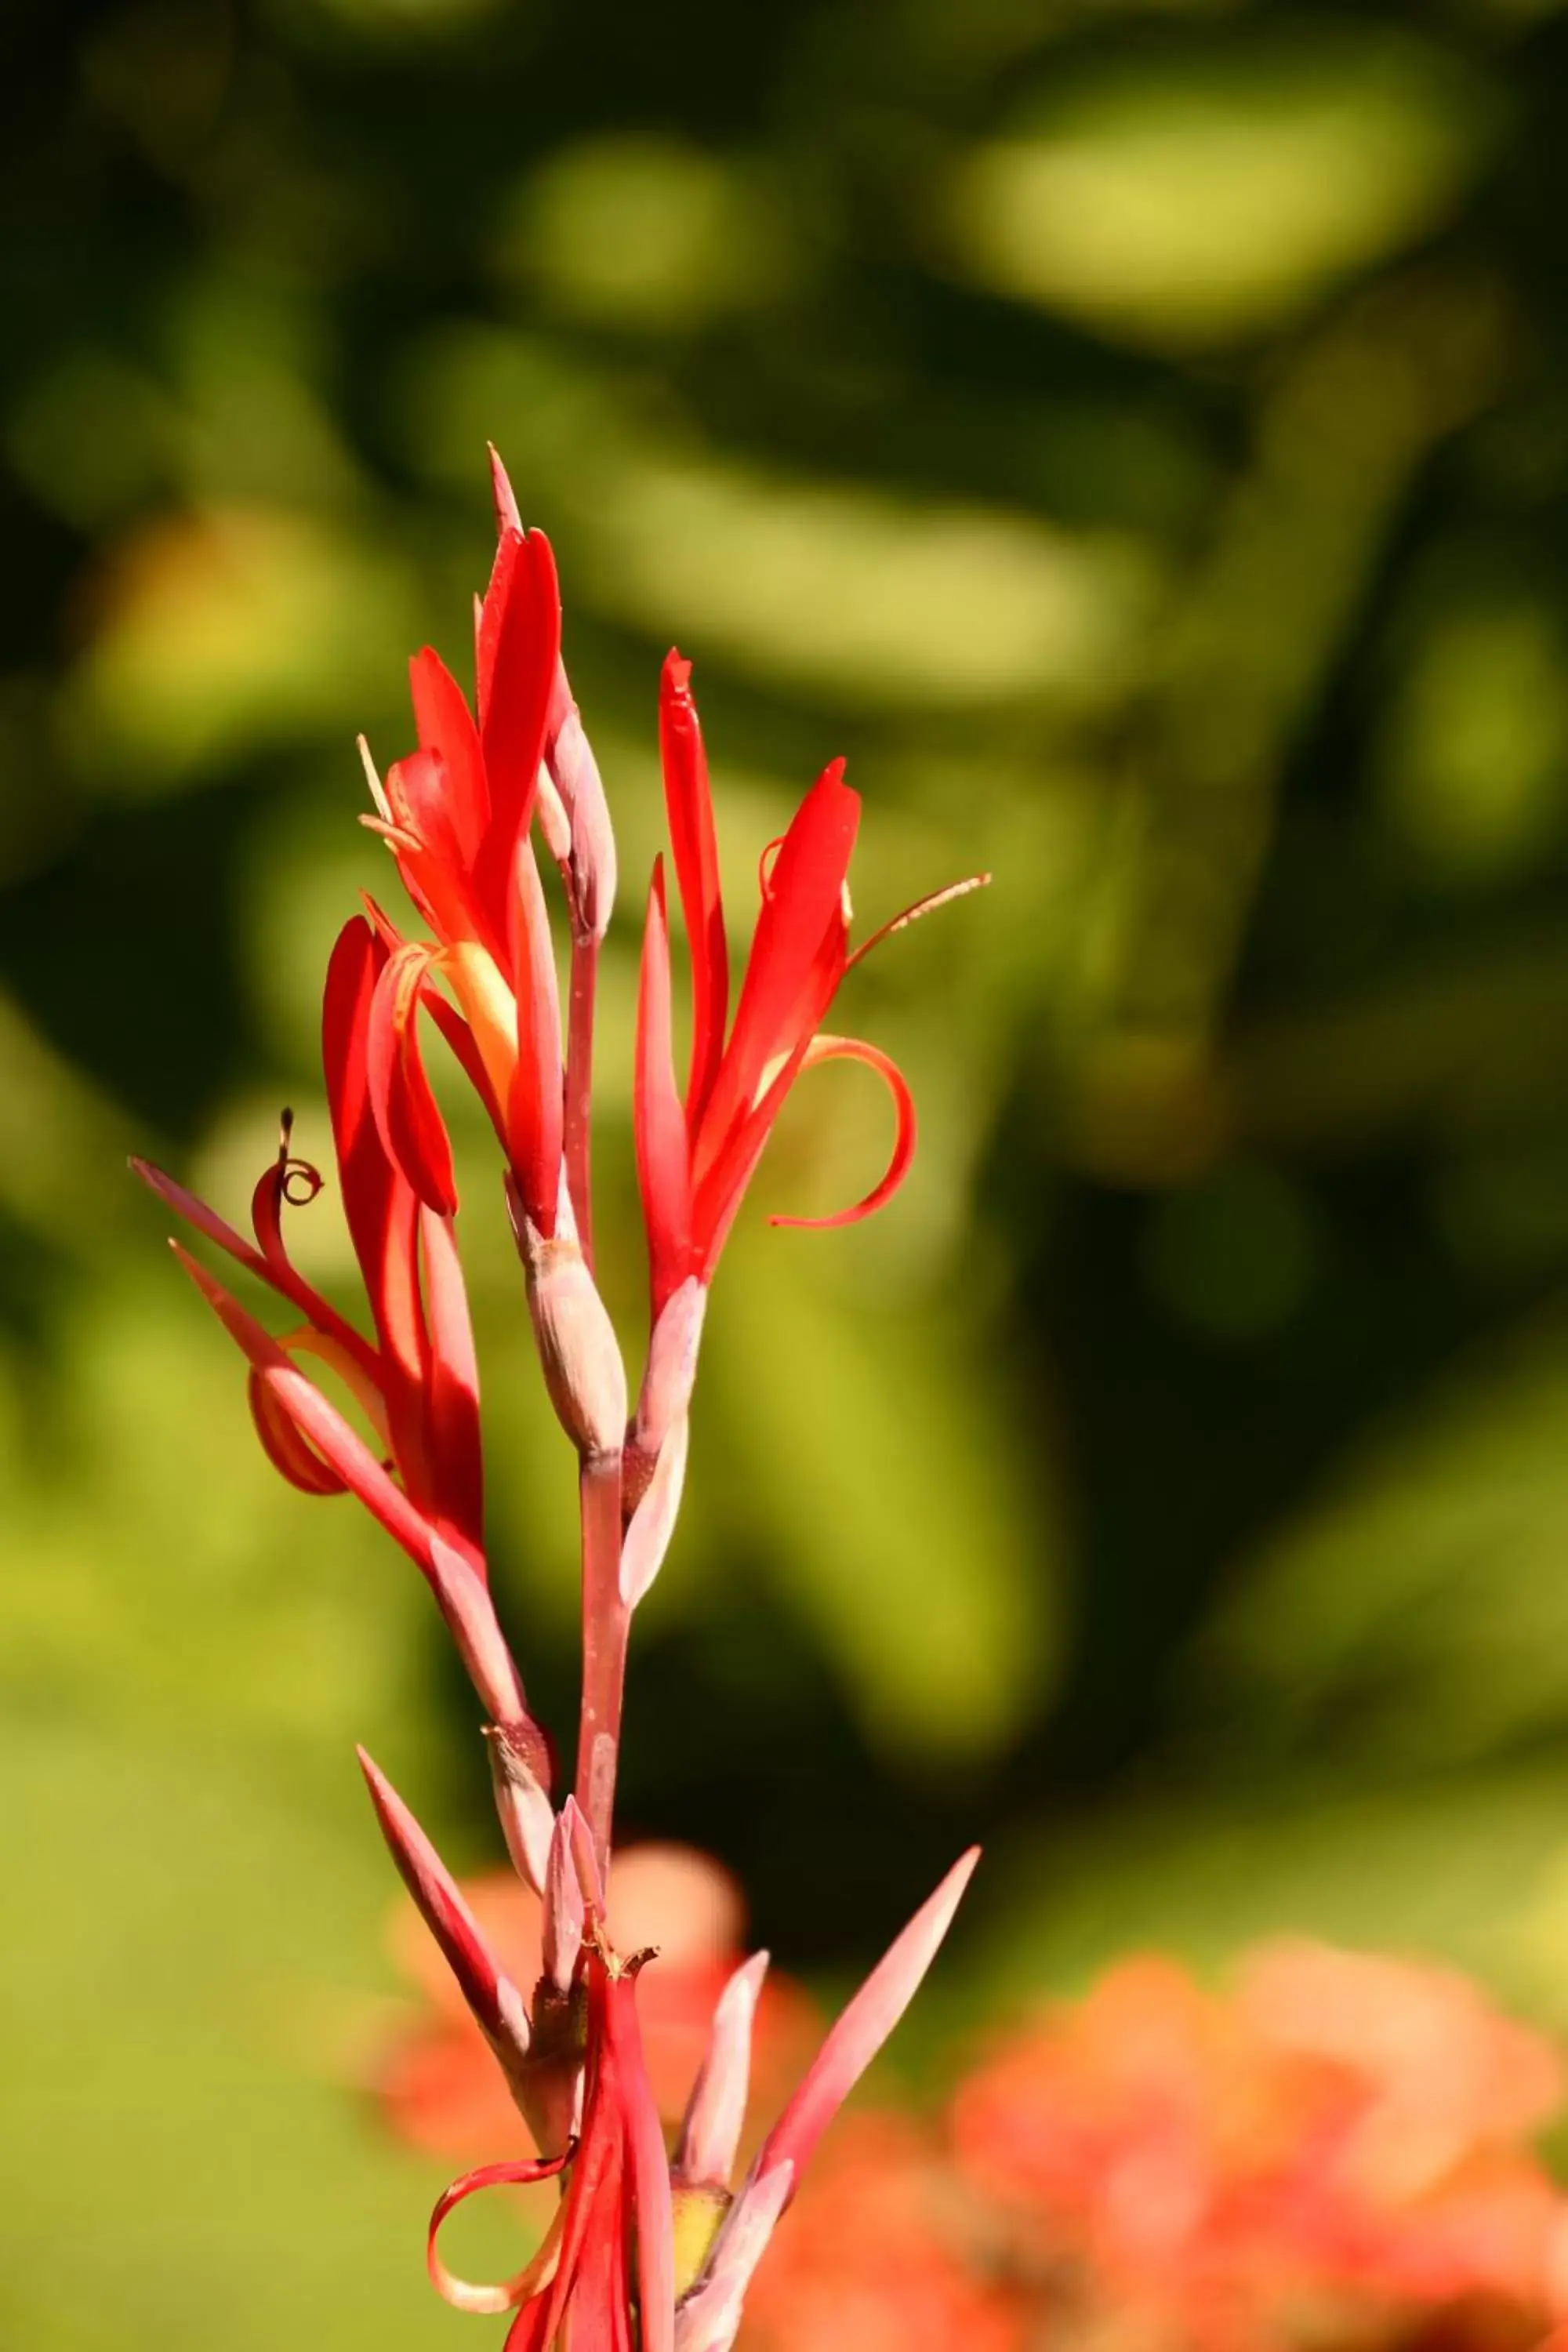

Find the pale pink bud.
[
  {"left": 550, "top": 699, "right": 617, "bottom": 943},
  {"left": 634, "top": 1277, "right": 706, "bottom": 1458},
  {"left": 542, "top": 1806, "right": 585, "bottom": 1994},
  {"left": 511, "top": 1190, "right": 627, "bottom": 1463},
  {"left": 675, "top": 1951, "right": 770, "bottom": 2191},
  {"left": 621, "top": 1409, "right": 689, "bottom": 1610},
  {"left": 535, "top": 762, "right": 573, "bottom": 869},
  {"left": 485, "top": 1717, "right": 555, "bottom": 1896}
]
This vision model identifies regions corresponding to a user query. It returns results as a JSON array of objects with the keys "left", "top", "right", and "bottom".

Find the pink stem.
[
  {"left": 564, "top": 930, "right": 598, "bottom": 1272},
  {"left": 574, "top": 1449, "right": 627, "bottom": 1878}
]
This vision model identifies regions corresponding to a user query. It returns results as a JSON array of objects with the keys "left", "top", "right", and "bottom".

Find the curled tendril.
[
  {"left": 274, "top": 1107, "right": 325, "bottom": 1207},
  {"left": 280, "top": 1158, "right": 324, "bottom": 1207}
]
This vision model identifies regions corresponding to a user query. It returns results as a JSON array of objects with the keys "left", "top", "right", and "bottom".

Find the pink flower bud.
[
  {"left": 675, "top": 1951, "right": 770, "bottom": 2192},
  {"left": 511, "top": 1187, "right": 628, "bottom": 1462}
]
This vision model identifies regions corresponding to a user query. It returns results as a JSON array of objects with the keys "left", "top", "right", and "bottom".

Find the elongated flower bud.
[
  {"left": 509, "top": 1179, "right": 627, "bottom": 1462},
  {"left": 551, "top": 702, "right": 617, "bottom": 944},
  {"left": 675, "top": 1951, "right": 769, "bottom": 2191}
]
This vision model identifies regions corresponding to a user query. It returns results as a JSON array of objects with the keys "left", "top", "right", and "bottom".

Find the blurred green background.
[{"left": 9, "top": 0, "right": 1568, "bottom": 2339}]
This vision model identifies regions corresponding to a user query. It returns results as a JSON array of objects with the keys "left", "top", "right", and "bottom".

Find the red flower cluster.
[{"left": 134, "top": 457, "right": 985, "bottom": 2351}]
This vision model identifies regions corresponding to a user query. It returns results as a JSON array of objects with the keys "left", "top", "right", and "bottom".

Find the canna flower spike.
[{"left": 636, "top": 649, "right": 987, "bottom": 1323}]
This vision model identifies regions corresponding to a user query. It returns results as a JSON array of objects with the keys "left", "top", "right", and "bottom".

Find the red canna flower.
[
  {"left": 635, "top": 652, "right": 985, "bottom": 1319},
  {"left": 131, "top": 918, "right": 546, "bottom": 1781},
  {"left": 360, "top": 512, "right": 568, "bottom": 1235}
]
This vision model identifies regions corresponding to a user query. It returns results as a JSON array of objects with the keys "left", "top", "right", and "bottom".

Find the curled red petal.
[
  {"left": 659, "top": 652, "right": 728, "bottom": 1123},
  {"left": 246, "top": 1367, "right": 346, "bottom": 1495},
  {"left": 635, "top": 860, "right": 693, "bottom": 1318},
  {"left": 171, "top": 1244, "right": 440, "bottom": 1579},
  {"left": 427, "top": 2154, "right": 572, "bottom": 2314},
  {"left": 366, "top": 943, "right": 459, "bottom": 1218},
  {"left": 767, "top": 1034, "right": 917, "bottom": 1235}
]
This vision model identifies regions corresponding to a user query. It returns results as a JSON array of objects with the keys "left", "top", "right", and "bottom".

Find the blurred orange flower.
[
  {"left": 737, "top": 2111, "right": 1025, "bottom": 2352},
  {"left": 376, "top": 1842, "right": 818, "bottom": 2164},
  {"left": 951, "top": 1946, "right": 1568, "bottom": 2351}
]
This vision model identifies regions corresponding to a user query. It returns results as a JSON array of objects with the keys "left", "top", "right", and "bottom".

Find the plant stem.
[
  {"left": 575, "top": 1448, "right": 627, "bottom": 1880},
  {"left": 564, "top": 931, "right": 598, "bottom": 1272}
]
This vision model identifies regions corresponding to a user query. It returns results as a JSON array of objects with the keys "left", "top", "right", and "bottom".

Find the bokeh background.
[{"left": 9, "top": 0, "right": 1568, "bottom": 2340}]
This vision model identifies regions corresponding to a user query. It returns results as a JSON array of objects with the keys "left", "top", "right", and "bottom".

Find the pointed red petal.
[
  {"left": 366, "top": 942, "right": 459, "bottom": 1218},
  {"left": 411, "top": 645, "right": 488, "bottom": 868},
  {"left": 358, "top": 1748, "right": 532, "bottom": 2065},
  {"left": 489, "top": 443, "right": 524, "bottom": 540},
  {"left": 753, "top": 1847, "right": 979, "bottom": 2196},
  {"left": 635, "top": 860, "right": 693, "bottom": 1318},
  {"left": 659, "top": 652, "right": 728, "bottom": 1123},
  {"left": 506, "top": 833, "right": 564, "bottom": 1235},
  {"left": 767, "top": 1034, "right": 916, "bottom": 1234},
  {"left": 477, "top": 531, "right": 561, "bottom": 933}
]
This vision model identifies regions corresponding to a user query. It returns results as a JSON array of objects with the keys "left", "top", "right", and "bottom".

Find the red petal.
[
  {"left": 132, "top": 1152, "right": 375, "bottom": 1381},
  {"left": 506, "top": 834, "right": 564, "bottom": 1234},
  {"left": 366, "top": 943, "right": 459, "bottom": 1218},
  {"left": 488, "top": 443, "right": 524, "bottom": 541},
  {"left": 753, "top": 1847, "right": 979, "bottom": 2197},
  {"left": 428, "top": 2154, "right": 572, "bottom": 2315},
  {"left": 477, "top": 531, "right": 561, "bottom": 937},
  {"left": 383, "top": 748, "right": 481, "bottom": 945},
  {"left": 358, "top": 1748, "right": 530, "bottom": 2065},
  {"left": 325, "top": 926, "right": 434, "bottom": 1502},
  {"left": 419, "top": 1205, "right": 485, "bottom": 1570},
  {"left": 767, "top": 1033, "right": 916, "bottom": 1234},
  {"left": 696, "top": 763, "right": 857, "bottom": 1168},
  {"left": 604, "top": 1972, "right": 674, "bottom": 2352},
  {"left": 246, "top": 1367, "right": 346, "bottom": 1495},
  {"left": 659, "top": 652, "right": 728, "bottom": 1123},
  {"left": 411, "top": 646, "right": 488, "bottom": 869},
  {"left": 635, "top": 861, "right": 693, "bottom": 1318}
]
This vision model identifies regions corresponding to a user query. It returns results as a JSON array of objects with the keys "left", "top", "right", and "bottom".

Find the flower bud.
[
  {"left": 485, "top": 1717, "right": 556, "bottom": 1896},
  {"left": 513, "top": 1196, "right": 628, "bottom": 1462},
  {"left": 550, "top": 702, "right": 617, "bottom": 944},
  {"left": 626, "top": 1277, "right": 706, "bottom": 1517},
  {"left": 621, "top": 1410, "right": 688, "bottom": 1609}
]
